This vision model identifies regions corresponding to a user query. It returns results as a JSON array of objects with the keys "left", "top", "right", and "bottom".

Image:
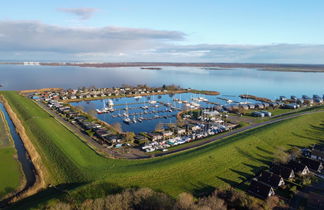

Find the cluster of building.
[
  {"left": 222, "top": 94, "right": 324, "bottom": 118},
  {"left": 141, "top": 123, "right": 230, "bottom": 152},
  {"left": 31, "top": 86, "right": 178, "bottom": 101},
  {"left": 248, "top": 147, "right": 323, "bottom": 200},
  {"left": 45, "top": 100, "right": 123, "bottom": 146}
]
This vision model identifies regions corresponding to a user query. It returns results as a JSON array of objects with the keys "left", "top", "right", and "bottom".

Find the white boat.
[
  {"left": 132, "top": 116, "right": 137, "bottom": 123},
  {"left": 149, "top": 100, "right": 157, "bottom": 104},
  {"left": 123, "top": 117, "right": 131, "bottom": 124},
  {"left": 107, "top": 99, "right": 114, "bottom": 107},
  {"left": 134, "top": 96, "right": 142, "bottom": 99},
  {"left": 142, "top": 105, "right": 149, "bottom": 109}
]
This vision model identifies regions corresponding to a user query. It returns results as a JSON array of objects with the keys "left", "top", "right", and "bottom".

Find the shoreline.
[
  {"left": 0, "top": 96, "right": 47, "bottom": 204},
  {"left": 0, "top": 108, "right": 26, "bottom": 202},
  {"left": 1, "top": 62, "right": 324, "bottom": 73},
  {"left": 59, "top": 89, "right": 219, "bottom": 103}
]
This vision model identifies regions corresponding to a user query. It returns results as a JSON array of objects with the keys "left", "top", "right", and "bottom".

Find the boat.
[
  {"left": 123, "top": 117, "right": 131, "bottom": 124},
  {"left": 148, "top": 95, "right": 157, "bottom": 104},
  {"left": 134, "top": 96, "right": 142, "bottom": 99},
  {"left": 96, "top": 109, "right": 104, "bottom": 114},
  {"left": 132, "top": 116, "right": 137, "bottom": 123},
  {"left": 106, "top": 99, "right": 114, "bottom": 107}
]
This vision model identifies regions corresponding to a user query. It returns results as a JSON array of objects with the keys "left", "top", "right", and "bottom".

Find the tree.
[
  {"left": 124, "top": 132, "right": 135, "bottom": 143},
  {"left": 288, "top": 147, "right": 301, "bottom": 160},
  {"left": 175, "top": 192, "right": 194, "bottom": 210},
  {"left": 155, "top": 123, "right": 164, "bottom": 132},
  {"left": 87, "top": 109, "right": 97, "bottom": 117},
  {"left": 111, "top": 122, "right": 122, "bottom": 133},
  {"left": 273, "top": 146, "right": 290, "bottom": 164}
]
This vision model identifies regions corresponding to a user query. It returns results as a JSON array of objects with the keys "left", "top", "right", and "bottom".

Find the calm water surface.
[{"left": 1, "top": 64, "right": 323, "bottom": 99}]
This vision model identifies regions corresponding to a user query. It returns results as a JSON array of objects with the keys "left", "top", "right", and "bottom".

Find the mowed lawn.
[
  {"left": 0, "top": 107, "right": 23, "bottom": 199},
  {"left": 1, "top": 91, "right": 323, "bottom": 198}
]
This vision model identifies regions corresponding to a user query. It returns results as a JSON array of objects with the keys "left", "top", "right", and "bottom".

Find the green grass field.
[
  {"left": 1, "top": 91, "right": 323, "bottom": 207},
  {"left": 0, "top": 108, "right": 23, "bottom": 199}
]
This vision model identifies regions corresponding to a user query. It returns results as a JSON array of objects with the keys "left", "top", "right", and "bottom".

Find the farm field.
[
  {"left": 0, "top": 107, "right": 23, "bottom": 199},
  {"left": 1, "top": 91, "right": 323, "bottom": 208}
]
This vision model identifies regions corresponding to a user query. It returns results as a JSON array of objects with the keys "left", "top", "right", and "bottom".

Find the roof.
[
  {"left": 258, "top": 171, "right": 284, "bottom": 187},
  {"left": 311, "top": 149, "right": 324, "bottom": 159},
  {"left": 286, "top": 161, "right": 308, "bottom": 174},
  {"left": 270, "top": 164, "right": 294, "bottom": 179},
  {"left": 300, "top": 157, "right": 323, "bottom": 172},
  {"left": 248, "top": 180, "right": 274, "bottom": 199}
]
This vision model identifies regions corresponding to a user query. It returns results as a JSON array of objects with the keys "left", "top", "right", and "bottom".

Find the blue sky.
[{"left": 1, "top": 0, "right": 324, "bottom": 63}]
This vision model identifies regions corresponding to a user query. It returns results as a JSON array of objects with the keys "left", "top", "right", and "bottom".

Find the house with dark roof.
[
  {"left": 248, "top": 180, "right": 275, "bottom": 199},
  {"left": 310, "top": 149, "right": 324, "bottom": 162},
  {"left": 270, "top": 164, "right": 295, "bottom": 180},
  {"left": 300, "top": 157, "right": 323, "bottom": 173},
  {"left": 258, "top": 171, "right": 285, "bottom": 188},
  {"left": 286, "top": 161, "right": 310, "bottom": 176}
]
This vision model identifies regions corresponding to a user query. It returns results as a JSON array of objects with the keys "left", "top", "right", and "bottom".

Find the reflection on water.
[{"left": 0, "top": 64, "right": 323, "bottom": 99}]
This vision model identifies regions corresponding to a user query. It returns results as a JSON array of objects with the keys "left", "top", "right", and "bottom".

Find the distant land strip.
[{"left": 1, "top": 62, "right": 324, "bottom": 72}]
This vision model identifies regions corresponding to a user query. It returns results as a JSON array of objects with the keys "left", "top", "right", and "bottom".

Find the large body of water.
[{"left": 0, "top": 64, "right": 323, "bottom": 100}]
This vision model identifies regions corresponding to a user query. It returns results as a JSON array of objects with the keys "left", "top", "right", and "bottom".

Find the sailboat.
[
  {"left": 123, "top": 103, "right": 131, "bottom": 124},
  {"left": 148, "top": 95, "right": 157, "bottom": 104}
]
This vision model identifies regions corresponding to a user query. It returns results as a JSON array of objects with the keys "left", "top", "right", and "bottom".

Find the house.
[
  {"left": 286, "top": 161, "right": 310, "bottom": 176},
  {"left": 270, "top": 164, "right": 295, "bottom": 180},
  {"left": 148, "top": 132, "right": 163, "bottom": 141},
  {"left": 260, "top": 111, "right": 272, "bottom": 117},
  {"left": 248, "top": 104, "right": 255, "bottom": 109},
  {"left": 161, "top": 130, "right": 173, "bottom": 138},
  {"left": 300, "top": 157, "right": 323, "bottom": 173},
  {"left": 248, "top": 180, "right": 275, "bottom": 199},
  {"left": 283, "top": 103, "right": 298, "bottom": 109},
  {"left": 258, "top": 171, "right": 285, "bottom": 188},
  {"left": 297, "top": 98, "right": 304, "bottom": 104},
  {"left": 310, "top": 149, "right": 324, "bottom": 162},
  {"left": 279, "top": 96, "right": 288, "bottom": 101},
  {"left": 255, "top": 103, "right": 265, "bottom": 109},
  {"left": 239, "top": 104, "right": 249, "bottom": 110},
  {"left": 104, "top": 135, "right": 121, "bottom": 144},
  {"left": 175, "top": 128, "right": 186, "bottom": 135},
  {"left": 252, "top": 111, "right": 265, "bottom": 117}
]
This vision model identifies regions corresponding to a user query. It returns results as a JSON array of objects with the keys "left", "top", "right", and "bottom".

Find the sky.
[{"left": 1, "top": 0, "right": 324, "bottom": 63}]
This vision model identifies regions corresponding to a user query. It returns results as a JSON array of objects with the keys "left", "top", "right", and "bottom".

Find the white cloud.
[
  {"left": 0, "top": 20, "right": 324, "bottom": 63},
  {"left": 0, "top": 20, "right": 185, "bottom": 54},
  {"left": 58, "top": 8, "right": 99, "bottom": 20}
]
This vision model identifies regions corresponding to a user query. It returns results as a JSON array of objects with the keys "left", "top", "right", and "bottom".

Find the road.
[
  {"left": 36, "top": 100, "right": 323, "bottom": 160},
  {"left": 150, "top": 109, "right": 323, "bottom": 158}
]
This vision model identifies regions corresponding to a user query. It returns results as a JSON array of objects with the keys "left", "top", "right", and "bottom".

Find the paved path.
[
  {"left": 145, "top": 109, "right": 324, "bottom": 159},
  {"left": 36, "top": 101, "right": 148, "bottom": 159},
  {"left": 36, "top": 100, "right": 323, "bottom": 160}
]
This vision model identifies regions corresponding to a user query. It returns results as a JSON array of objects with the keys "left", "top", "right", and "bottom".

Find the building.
[
  {"left": 300, "top": 157, "right": 323, "bottom": 173},
  {"left": 286, "top": 161, "right": 310, "bottom": 176},
  {"left": 258, "top": 171, "right": 285, "bottom": 188},
  {"left": 251, "top": 111, "right": 265, "bottom": 117},
  {"left": 270, "top": 164, "right": 295, "bottom": 180},
  {"left": 148, "top": 132, "right": 163, "bottom": 141},
  {"left": 248, "top": 180, "right": 275, "bottom": 199},
  {"left": 310, "top": 149, "right": 324, "bottom": 162}
]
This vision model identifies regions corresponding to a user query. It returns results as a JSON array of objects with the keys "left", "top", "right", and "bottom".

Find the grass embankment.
[
  {"left": 0, "top": 108, "right": 23, "bottom": 200},
  {"left": 1, "top": 91, "right": 323, "bottom": 208}
]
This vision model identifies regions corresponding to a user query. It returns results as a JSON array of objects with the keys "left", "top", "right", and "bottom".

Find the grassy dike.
[
  {"left": 0, "top": 106, "right": 24, "bottom": 200},
  {"left": 1, "top": 91, "right": 323, "bottom": 208}
]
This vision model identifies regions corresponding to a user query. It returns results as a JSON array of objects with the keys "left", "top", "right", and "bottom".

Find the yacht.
[{"left": 123, "top": 117, "right": 131, "bottom": 124}]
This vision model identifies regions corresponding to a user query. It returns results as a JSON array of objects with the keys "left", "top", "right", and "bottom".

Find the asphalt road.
[
  {"left": 150, "top": 109, "right": 323, "bottom": 158},
  {"left": 35, "top": 100, "right": 323, "bottom": 160}
]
